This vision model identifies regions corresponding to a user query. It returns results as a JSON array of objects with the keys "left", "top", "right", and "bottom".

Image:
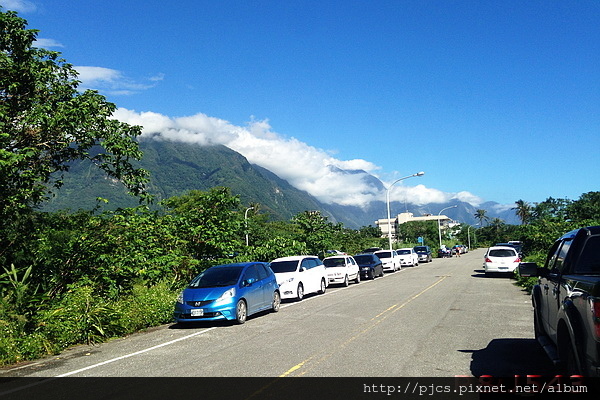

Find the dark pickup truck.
[{"left": 519, "top": 226, "right": 600, "bottom": 376}]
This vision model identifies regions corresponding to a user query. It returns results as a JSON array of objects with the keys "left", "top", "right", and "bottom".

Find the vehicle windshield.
[
  {"left": 489, "top": 249, "right": 516, "bottom": 257},
  {"left": 269, "top": 260, "right": 299, "bottom": 273},
  {"left": 414, "top": 247, "right": 427, "bottom": 252},
  {"left": 354, "top": 255, "right": 374, "bottom": 264},
  {"left": 188, "top": 266, "right": 244, "bottom": 288},
  {"left": 375, "top": 251, "right": 392, "bottom": 259},
  {"left": 323, "top": 258, "right": 345, "bottom": 267},
  {"left": 397, "top": 250, "right": 411, "bottom": 255}
]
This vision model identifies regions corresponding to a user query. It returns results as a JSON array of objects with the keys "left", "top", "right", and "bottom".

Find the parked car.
[
  {"left": 323, "top": 255, "right": 360, "bottom": 286},
  {"left": 497, "top": 241, "right": 524, "bottom": 257},
  {"left": 173, "top": 262, "right": 280, "bottom": 325},
  {"left": 396, "top": 248, "right": 419, "bottom": 267},
  {"left": 362, "top": 247, "right": 382, "bottom": 254},
  {"left": 483, "top": 246, "right": 521, "bottom": 276},
  {"left": 452, "top": 245, "right": 467, "bottom": 255},
  {"left": 413, "top": 246, "right": 432, "bottom": 263},
  {"left": 374, "top": 249, "right": 400, "bottom": 272},
  {"left": 518, "top": 226, "right": 600, "bottom": 376},
  {"left": 438, "top": 247, "right": 452, "bottom": 258},
  {"left": 325, "top": 249, "right": 346, "bottom": 256},
  {"left": 269, "top": 256, "right": 328, "bottom": 300},
  {"left": 353, "top": 253, "right": 384, "bottom": 279}
]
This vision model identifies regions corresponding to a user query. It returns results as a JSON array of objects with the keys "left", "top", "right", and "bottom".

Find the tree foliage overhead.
[{"left": 0, "top": 9, "right": 149, "bottom": 221}]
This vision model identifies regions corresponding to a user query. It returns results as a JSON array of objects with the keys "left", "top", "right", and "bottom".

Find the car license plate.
[{"left": 191, "top": 309, "right": 204, "bottom": 317}]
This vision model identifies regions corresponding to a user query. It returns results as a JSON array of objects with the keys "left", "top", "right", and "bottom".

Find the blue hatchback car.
[{"left": 174, "top": 262, "right": 280, "bottom": 324}]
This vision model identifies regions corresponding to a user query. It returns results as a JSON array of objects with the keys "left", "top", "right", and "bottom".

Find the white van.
[{"left": 269, "top": 256, "right": 328, "bottom": 300}]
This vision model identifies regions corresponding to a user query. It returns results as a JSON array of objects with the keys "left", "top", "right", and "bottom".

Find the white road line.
[
  {"left": 2, "top": 267, "right": 405, "bottom": 395},
  {"left": 0, "top": 327, "right": 217, "bottom": 396}
]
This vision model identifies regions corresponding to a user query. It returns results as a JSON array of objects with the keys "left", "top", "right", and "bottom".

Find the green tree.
[
  {"left": 512, "top": 199, "right": 532, "bottom": 225},
  {"left": 566, "top": 192, "right": 600, "bottom": 223},
  {"left": 398, "top": 220, "right": 438, "bottom": 247},
  {"left": 474, "top": 209, "right": 489, "bottom": 226},
  {"left": 0, "top": 10, "right": 149, "bottom": 223},
  {"left": 530, "top": 197, "right": 570, "bottom": 223},
  {"left": 292, "top": 210, "right": 335, "bottom": 256},
  {"left": 162, "top": 187, "right": 242, "bottom": 261}
]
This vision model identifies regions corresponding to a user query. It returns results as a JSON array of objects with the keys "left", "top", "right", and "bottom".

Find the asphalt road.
[{"left": 1, "top": 248, "right": 561, "bottom": 398}]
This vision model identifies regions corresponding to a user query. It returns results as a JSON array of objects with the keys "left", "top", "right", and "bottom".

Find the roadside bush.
[
  {"left": 513, "top": 250, "right": 547, "bottom": 294},
  {"left": 37, "top": 285, "right": 122, "bottom": 347},
  {"left": 113, "top": 281, "right": 179, "bottom": 333}
]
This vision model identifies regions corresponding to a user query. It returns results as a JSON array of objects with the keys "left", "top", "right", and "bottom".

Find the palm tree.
[
  {"left": 474, "top": 209, "right": 489, "bottom": 226},
  {"left": 512, "top": 199, "right": 532, "bottom": 225},
  {"left": 489, "top": 218, "right": 505, "bottom": 235}
]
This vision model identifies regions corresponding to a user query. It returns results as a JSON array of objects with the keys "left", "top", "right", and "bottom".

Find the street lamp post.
[
  {"left": 244, "top": 207, "right": 254, "bottom": 246},
  {"left": 386, "top": 172, "right": 425, "bottom": 251},
  {"left": 437, "top": 205, "right": 458, "bottom": 251},
  {"left": 467, "top": 222, "right": 480, "bottom": 250}
]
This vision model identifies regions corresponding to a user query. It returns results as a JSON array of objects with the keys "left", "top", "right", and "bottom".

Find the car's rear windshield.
[
  {"left": 189, "top": 266, "right": 243, "bottom": 288},
  {"left": 323, "top": 258, "right": 345, "bottom": 267},
  {"left": 574, "top": 235, "right": 600, "bottom": 274},
  {"left": 489, "top": 249, "right": 516, "bottom": 257},
  {"left": 269, "top": 260, "right": 298, "bottom": 273},
  {"left": 354, "top": 255, "right": 374, "bottom": 264}
]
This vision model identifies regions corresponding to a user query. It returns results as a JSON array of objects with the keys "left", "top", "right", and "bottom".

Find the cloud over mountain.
[{"left": 113, "top": 108, "right": 484, "bottom": 208}]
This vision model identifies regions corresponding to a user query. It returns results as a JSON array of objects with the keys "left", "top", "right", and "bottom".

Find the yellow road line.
[{"left": 293, "top": 275, "right": 449, "bottom": 377}]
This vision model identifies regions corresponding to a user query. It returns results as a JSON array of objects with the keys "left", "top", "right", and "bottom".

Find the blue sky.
[{"left": 3, "top": 0, "right": 599, "bottom": 209}]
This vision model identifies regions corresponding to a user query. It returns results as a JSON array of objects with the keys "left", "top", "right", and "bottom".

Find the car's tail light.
[
  {"left": 591, "top": 298, "right": 600, "bottom": 340},
  {"left": 514, "top": 258, "right": 521, "bottom": 263},
  {"left": 485, "top": 257, "right": 492, "bottom": 263}
]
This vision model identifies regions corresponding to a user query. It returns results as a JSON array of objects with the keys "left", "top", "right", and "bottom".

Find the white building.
[{"left": 375, "top": 212, "right": 455, "bottom": 241}]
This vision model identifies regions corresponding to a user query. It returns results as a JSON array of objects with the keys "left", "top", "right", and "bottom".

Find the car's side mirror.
[
  {"left": 518, "top": 262, "right": 540, "bottom": 277},
  {"left": 243, "top": 278, "right": 256, "bottom": 287},
  {"left": 300, "top": 267, "right": 306, "bottom": 272}
]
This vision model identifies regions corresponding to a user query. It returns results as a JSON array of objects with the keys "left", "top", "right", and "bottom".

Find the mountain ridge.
[{"left": 41, "top": 140, "right": 519, "bottom": 228}]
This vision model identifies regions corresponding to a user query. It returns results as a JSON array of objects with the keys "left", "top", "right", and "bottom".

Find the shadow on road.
[
  {"left": 471, "top": 269, "right": 515, "bottom": 279},
  {"left": 461, "top": 338, "right": 557, "bottom": 377}
]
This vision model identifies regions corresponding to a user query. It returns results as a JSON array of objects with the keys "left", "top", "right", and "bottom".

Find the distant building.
[{"left": 375, "top": 212, "right": 455, "bottom": 241}]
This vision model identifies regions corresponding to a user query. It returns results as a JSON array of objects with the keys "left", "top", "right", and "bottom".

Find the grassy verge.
[{"left": 0, "top": 281, "right": 179, "bottom": 366}]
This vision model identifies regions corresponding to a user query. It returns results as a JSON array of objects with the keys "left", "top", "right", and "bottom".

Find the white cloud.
[
  {"left": 0, "top": 0, "right": 36, "bottom": 13},
  {"left": 74, "top": 66, "right": 162, "bottom": 96},
  {"left": 112, "top": 108, "right": 483, "bottom": 208},
  {"left": 34, "top": 38, "right": 64, "bottom": 48}
]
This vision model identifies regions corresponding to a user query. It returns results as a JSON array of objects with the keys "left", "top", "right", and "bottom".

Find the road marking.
[
  {"left": 281, "top": 275, "right": 449, "bottom": 377},
  {"left": 0, "top": 327, "right": 217, "bottom": 396}
]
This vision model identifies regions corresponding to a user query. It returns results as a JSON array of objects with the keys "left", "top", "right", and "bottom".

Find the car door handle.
[
  {"left": 543, "top": 284, "right": 549, "bottom": 294},
  {"left": 552, "top": 286, "right": 559, "bottom": 298}
]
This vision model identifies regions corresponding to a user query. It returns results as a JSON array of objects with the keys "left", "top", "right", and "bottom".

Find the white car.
[
  {"left": 396, "top": 248, "right": 419, "bottom": 267},
  {"left": 269, "top": 256, "right": 328, "bottom": 300},
  {"left": 374, "top": 250, "right": 400, "bottom": 272},
  {"left": 483, "top": 246, "right": 521, "bottom": 276},
  {"left": 323, "top": 255, "right": 360, "bottom": 286}
]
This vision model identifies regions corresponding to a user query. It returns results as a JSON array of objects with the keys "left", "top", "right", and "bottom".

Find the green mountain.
[
  {"left": 41, "top": 139, "right": 517, "bottom": 228},
  {"left": 42, "top": 140, "right": 338, "bottom": 223}
]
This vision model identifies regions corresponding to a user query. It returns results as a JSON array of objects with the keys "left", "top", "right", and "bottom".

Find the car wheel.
[
  {"left": 297, "top": 283, "right": 304, "bottom": 301},
  {"left": 343, "top": 275, "right": 349, "bottom": 287},
  {"left": 355, "top": 273, "right": 360, "bottom": 284},
  {"left": 235, "top": 299, "right": 247, "bottom": 324},
  {"left": 319, "top": 278, "right": 327, "bottom": 294},
  {"left": 272, "top": 291, "right": 281, "bottom": 313},
  {"left": 369, "top": 271, "right": 374, "bottom": 280},
  {"left": 379, "top": 268, "right": 384, "bottom": 277}
]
